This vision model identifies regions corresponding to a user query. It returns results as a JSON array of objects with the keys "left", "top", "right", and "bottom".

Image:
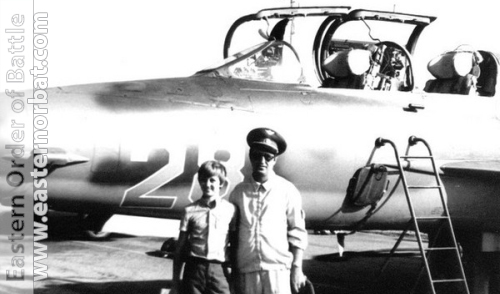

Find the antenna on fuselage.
[{"left": 289, "top": 0, "right": 299, "bottom": 44}]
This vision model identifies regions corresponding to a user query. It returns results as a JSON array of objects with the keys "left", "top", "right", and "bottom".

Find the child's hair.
[{"left": 198, "top": 160, "right": 227, "bottom": 186}]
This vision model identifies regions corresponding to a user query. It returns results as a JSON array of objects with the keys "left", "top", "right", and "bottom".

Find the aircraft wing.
[
  {"left": 440, "top": 160, "right": 500, "bottom": 178},
  {"left": 378, "top": 160, "right": 500, "bottom": 178}
]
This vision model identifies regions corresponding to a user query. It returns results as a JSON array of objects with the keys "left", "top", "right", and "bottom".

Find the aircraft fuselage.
[{"left": 2, "top": 75, "right": 499, "bottom": 236}]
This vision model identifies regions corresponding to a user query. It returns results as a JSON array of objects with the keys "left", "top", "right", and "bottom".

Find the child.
[{"left": 171, "top": 160, "right": 237, "bottom": 294}]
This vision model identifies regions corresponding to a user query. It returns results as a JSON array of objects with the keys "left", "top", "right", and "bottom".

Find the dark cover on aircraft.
[{"left": 346, "top": 164, "right": 388, "bottom": 207}]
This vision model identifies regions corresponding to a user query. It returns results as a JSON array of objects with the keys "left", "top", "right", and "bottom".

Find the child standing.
[{"left": 171, "top": 160, "right": 237, "bottom": 294}]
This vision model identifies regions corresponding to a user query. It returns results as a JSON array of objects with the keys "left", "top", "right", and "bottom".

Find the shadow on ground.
[
  {"left": 305, "top": 251, "right": 424, "bottom": 294},
  {"left": 35, "top": 280, "right": 172, "bottom": 294}
]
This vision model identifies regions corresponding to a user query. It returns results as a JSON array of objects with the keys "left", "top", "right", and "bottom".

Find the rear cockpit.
[{"left": 424, "top": 47, "right": 498, "bottom": 97}]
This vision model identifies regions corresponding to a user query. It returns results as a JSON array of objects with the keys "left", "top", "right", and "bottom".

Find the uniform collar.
[{"left": 251, "top": 171, "right": 276, "bottom": 192}]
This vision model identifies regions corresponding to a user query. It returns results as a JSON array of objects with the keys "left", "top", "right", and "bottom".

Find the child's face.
[{"left": 198, "top": 175, "right": 222, "bottom": 198}]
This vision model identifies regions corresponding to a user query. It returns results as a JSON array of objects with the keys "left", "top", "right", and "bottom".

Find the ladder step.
[
  {"left": 408, "top": 185, "right": 441, "bottom": 189},
  {"left": 400, "top": 155, "right": 433, "bottom": 159},
  {"left": 415, "top": 216, "right": 449, "bottom": 220},
  {"left": 432, "top": 278, "right": 466, "bottom": 284},
  {"left": 425, "top": 247, "right": 457, "bottom": 251}
]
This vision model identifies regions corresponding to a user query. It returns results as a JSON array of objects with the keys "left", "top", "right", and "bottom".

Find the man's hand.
[
  {"left": 222, "top": 264, "right": 232, "bottom": 281},
  {"left": 291, "top": 265, "right": 307, "bottom": 293}
]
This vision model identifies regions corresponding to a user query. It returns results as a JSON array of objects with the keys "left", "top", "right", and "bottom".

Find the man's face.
[{"left": 249, "top": 149, "right": 277, "bottom": 181}]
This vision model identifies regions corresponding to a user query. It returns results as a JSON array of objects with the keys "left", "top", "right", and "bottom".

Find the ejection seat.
[
  {"left": 424, "top": 49, "right": 483, "bottom": 95},
  {"left": 475, "top": 50, "right": 498, "bottom": 97},
  {"left": 322, "top": 49, "right": 371, "bottom": 89}
]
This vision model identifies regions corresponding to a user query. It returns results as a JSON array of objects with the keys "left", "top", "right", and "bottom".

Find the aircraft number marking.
[
  {"left": 120, "top": 145, "right": 184, "bottom": 209},
  {"left": 120, "top": 143, "right": 245, "bottom": 209}
]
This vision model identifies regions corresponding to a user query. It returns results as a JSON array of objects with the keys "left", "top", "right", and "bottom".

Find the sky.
[{"left": 23, "top": 0, "right": 500, "bottom": 88}]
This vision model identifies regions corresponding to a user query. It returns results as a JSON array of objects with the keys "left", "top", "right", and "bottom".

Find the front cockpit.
[{"left": 198, "top": 41, "right": 304, "bottom": 84}]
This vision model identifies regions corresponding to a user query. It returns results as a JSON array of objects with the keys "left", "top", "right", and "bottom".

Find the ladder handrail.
[
  {"left": 375, "top": 137, "right": 436, "bottom": 292},
  {"left": 406, "top": 136, "right": 470, "bottom": 294}
]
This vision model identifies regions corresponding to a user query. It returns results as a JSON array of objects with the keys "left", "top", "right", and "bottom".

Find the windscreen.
[{"left": 208, "top": 41, "right": 304, "bottom": 84}]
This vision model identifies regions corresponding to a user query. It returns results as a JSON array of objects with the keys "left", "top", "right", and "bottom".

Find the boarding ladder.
[{"left": 374, "top": 136, "right": 470, "bottom": 294}]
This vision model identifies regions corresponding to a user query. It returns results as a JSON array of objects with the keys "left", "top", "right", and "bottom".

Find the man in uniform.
[{"left": 230, "top": 127, "right": 308, "bottom": 294}]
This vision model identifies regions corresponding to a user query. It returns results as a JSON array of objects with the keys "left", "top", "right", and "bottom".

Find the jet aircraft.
[{"left": 1, "top": 6, "right": 499, "bottom": 294}]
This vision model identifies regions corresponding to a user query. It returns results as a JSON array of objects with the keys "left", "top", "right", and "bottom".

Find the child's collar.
[{"left": 201, "top": 195, "right": 220, "bottom": 208}]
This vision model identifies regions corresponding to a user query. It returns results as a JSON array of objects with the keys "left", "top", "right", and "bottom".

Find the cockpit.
[
  {"left": 197, "top": 6, "right": 498, "bottom": 97},
  {"left": 198, "top": 41, "right": 304, "bottom": 84}
]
